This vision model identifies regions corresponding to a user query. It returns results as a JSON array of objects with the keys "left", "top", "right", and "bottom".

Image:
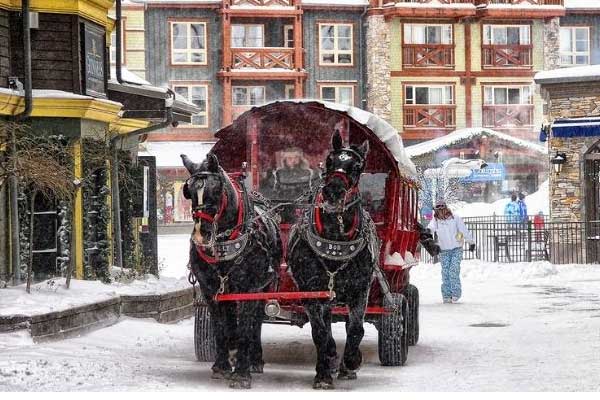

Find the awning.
[
  {"left": 138, "top": 141, "right": 215, "bottom": 168},
  {"left": 551, "top": 117, "right": 600, "bottom": 138}
]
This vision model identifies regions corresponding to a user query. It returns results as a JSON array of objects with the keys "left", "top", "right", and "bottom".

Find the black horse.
[
  {"left": 181, "top": 153, "right": 282, "bottom": 389},
  {"left": 287, "top": 131, "right": 379, "bottom": 389}
]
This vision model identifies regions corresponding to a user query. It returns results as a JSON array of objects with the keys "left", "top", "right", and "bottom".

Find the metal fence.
[{"left": 420, "top": 217, "right": 600, "bottom": 265}]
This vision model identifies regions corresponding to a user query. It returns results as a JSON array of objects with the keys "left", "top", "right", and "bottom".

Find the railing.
[
  {"left": 404, "top": 105, "right": 456, "bottom": 129},
  {"left": 420, "top": 219, "right": 600, "bottom": 265},
  {"left": 475, "top": 0, "right": 563, "bottom": 5},
  {"left": 389, "top": 0, "right": 474, "bottom": 4},
  {"left": 402, "top": 44, "right": 454, "bottom": 68},
  {"left": 482, "top": 44, "right": 532, "bottom": 68},
  {"left": 482, "top": 105, "right": 534, "bottom": 128},
  {"left": 232, "top": 48, "right": 295, "bottom": 70},
  {"left": 231, "top": 0, "right": 294, "bottom": 6}
]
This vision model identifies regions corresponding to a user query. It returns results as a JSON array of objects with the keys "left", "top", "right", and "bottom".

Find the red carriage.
[{"left": 194, "top": 100, "right": 422, "bottom": 366}]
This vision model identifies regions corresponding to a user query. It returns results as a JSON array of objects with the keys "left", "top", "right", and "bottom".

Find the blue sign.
[{"left": 462, "top": 163, "right": 505, "bottom": 182}]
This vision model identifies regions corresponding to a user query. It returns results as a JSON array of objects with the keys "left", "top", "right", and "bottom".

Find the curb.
[{"left": 0, "top": 287, "right": 195, "bottom": 342}]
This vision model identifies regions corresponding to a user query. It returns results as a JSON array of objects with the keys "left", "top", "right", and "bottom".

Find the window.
[
  {"left": 403, "top": 24, "right": 452, "bottom": 44},
  {"left": 110, "top": 20, "right": 125, "bottom": 65},
  {"left": 484, "top": 86, "right": 532, "bottom": 105},
  {"left": 170, "top": 21, "right": 207, "bottom": 65},
  {"left": 232, "top": 25, "right": 264, "bottom": 48},
  {"left": 405, "top": 85, "right": 453, "bottom": 105},
  {"left": 285, "top": 85, "right": 295, "bottom": 99},
  {"left": 284, "top": 25, "right": 294, "bottom": 48},
  {"left": 173, "top": 84, "right": 208, "bottom": 127},
  {"left": 483, "top": 25, "right": 530, "bottom": 45},
  {"left": 319, "top": 23, "right": 353, "bottom": 65},
  {"left": 233, "top": 86, "right": 265, "bottom": 106},
  {"left": 320, "top": 85, "right": 354, "bottom": 106},
  {"left": 560, "top": 27, "right": 590, "bottom": 66}
]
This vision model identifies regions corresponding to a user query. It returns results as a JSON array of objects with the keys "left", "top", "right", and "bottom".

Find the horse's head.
[
  {"left": 181, "top": 152, "right": 227, "bottom": 242},
  {"left": 321, "top": 130, "right": 369, "bottom": 209}
]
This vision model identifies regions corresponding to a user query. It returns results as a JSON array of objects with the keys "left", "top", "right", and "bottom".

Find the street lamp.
[{"left": 550, "top": 152, "right": 567, "bottom": 174}]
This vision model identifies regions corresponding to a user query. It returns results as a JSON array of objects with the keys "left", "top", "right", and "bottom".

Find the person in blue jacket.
[
  {"left": 517, "top": 192, "right": 528, "bottom": 223},
  {"left": 504, "top": 193, "right": 520, "bottom": 223},
  {"left": 427, "top": 200, "right": 475, "bottom": 304}
]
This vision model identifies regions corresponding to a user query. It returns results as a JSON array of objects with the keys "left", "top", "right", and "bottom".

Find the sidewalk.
[{"left": 0, "top": 276, "right": 195, "bottom": 342}]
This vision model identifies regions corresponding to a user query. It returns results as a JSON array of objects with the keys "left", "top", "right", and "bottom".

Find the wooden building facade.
[{"left": 0, "top": 0, "right": 196, "bottom": 284}]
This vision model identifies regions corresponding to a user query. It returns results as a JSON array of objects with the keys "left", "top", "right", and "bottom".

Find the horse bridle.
[{"left": 320, "top": 148, "right": 365, "bottom": 213}]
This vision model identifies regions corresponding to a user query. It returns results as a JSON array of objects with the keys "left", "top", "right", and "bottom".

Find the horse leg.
[
  {"left": 210, "top": 301, "right": 235, "bottom": 380},
  {"left": 229, "top": 300, "right": 261, "bottom": 389},
  {"left": 338, "top": 291, "right": 368, "bottom": 380},
  {"left": 249, "top": 300, "right": 265, "bottom": 374},
  {"left": 305, "top": 300, "right": 337, "bottom": 390}
]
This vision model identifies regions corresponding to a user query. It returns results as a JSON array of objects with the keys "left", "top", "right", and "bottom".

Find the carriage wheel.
[
  {"left": 378, "top": 293, "right": 409, "bottom": 366},
  {"left": 194, "top": 304, "right": 217, "bottom": 362},
  {"left": 406, "top": 284, "right": 420, "bottom": 346}
]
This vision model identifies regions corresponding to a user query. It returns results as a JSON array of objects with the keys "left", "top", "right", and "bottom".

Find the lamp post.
[{"left": 550, "top": 152, "right": 567, "bottom": 175}]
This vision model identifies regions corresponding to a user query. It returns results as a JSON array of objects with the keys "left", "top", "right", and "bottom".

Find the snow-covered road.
[{"left": 1, "top": 238, "right": 600, "bottom": 390}]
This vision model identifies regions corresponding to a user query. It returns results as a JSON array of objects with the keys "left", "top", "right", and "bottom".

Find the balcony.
[
  {"left": 403, "top": 105, "right": 456, "bottom": 129},
  {"left": 402, "top": 44, "right": 454, "bottom": 69},
  {"left": 377, "top": 0, "right": 477, "bottom": 18},
  {"left": 231, "top": 0, "right": 294, "bottom": 5},
  {"left": 475, "top": 0, "right": 563, "bottom": 5},
  {"left": 482, "top": 105, "right": 534, "bottom": 129},
  {"left": 482, "top": 44, "right": 532, "bottom": 68},
  {"left": 232, "top": 47, "right": 296, "bottom": 70}
]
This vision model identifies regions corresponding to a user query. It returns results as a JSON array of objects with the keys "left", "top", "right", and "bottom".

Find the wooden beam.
[
  {"left": 223, "top": 77, "right": 232, "bottom": 126},
  {"left": 465, "top": 23, "right": 472, "bottom": 128}
]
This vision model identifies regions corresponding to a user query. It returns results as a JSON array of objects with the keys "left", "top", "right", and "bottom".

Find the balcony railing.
[
  {"left": 482, "top": 44, "right": 532, "bottom": 68},
  {"left": 482, "top": 105, "right": 534, "bottom": 128},
  {"left": 404, "top": 105, "right": 456, "bottom": 129},
  {"left": 389, "top": 1, "right": 474, "bottom": 4},
  {"left": 402, "top": 44, "right": 454, "bottom": 68},
  {"left": 474, "top": 0, "right": 563, "bottom": 5},
  {"left": 232, "top": 48, "right": 295, "bottom": 70},
  {"left": 231, "top": 0, "right": 294, "bottom": 6}
]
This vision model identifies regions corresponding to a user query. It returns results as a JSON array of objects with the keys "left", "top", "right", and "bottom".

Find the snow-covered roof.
[
  {"left": 0, "top": 88, "right": 122, "bottom": 107},
  {"left": 110, "top": 66, "right": 151, "bottom": 86},
  {"left": 391, "top": 0, "right": 475, "bottom": 9},
  {"left": 534, "top": 65, "right": 600, "bottom": 85},
  {"left": 564, "top": 0, "right": 600, "bottom": 9},
  {"left": 405, "top": 128, "right": 547, "bottom": 159},
  {"left": 139, "top": 141, "right": 216, "bottom": 167}
]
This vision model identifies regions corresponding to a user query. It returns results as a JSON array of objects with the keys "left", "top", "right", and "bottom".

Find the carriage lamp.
[
  {"left": 264, "top": 300, "right": 281, "bottom": 318},
  {"left": 551, "top": 152, "right": 567, "bottom": 174}
]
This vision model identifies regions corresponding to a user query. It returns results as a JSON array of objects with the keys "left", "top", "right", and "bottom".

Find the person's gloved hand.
[{"left": 469, "top": 243, "right": 476, "bottom": 252}]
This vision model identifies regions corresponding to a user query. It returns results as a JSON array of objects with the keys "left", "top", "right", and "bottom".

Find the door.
[{"left": 584, "top": 151, "right": 600, "bottom": 263}]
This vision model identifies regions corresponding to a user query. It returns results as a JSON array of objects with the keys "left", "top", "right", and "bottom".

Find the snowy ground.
[{"left": 2, "top": 241, "right": 600, "bottom": 390}]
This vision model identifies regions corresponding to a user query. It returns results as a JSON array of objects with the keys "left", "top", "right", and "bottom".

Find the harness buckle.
[{"left": 326, "top": 271, "right": 336, "bottom": 300}]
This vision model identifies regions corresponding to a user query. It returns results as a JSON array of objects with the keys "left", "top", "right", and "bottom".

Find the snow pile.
[
  {"left": 109, "top": 66, "right": 151, "bottom": 86},
  {"left": 535, "top": 65, "right": 600, "bottom": 83},
  {"left": 564, "top": 0, "right": 600, "bottom": 9},
  {"left": 406, "top": 127, "right": 547, "bottom": 159},
  {"left": 451, "top": 179, "right": 549, "bottom": 218}
]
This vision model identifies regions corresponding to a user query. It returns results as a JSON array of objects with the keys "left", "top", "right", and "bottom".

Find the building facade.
[
  {"left": 366, "top": 0, "right": 565, "bottom": 146},
  {"left": 559, "top": 1, "right": 600, "bottom": 68}
]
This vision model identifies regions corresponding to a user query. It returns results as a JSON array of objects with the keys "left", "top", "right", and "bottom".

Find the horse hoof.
[
  {"left": 249, "top": 363, "right": 264, "bottom": 374},
  {"left": 312, "top": 377, "right": 335, "bottom": 390},
  {"left": 211, "top": 370, "right": 232, "bottom": 380},
  {"left": 337, "top": 370, "right": 357, "bottom": 380},
  {"left": 229, "top": 374, "right": 252, "bottom": 389}
]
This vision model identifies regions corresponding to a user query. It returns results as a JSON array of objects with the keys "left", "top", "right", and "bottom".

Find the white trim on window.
[
  {"left": 285, "top": 84, "right": 295, "bottom": 99},
  {"left": 319, "top": 84, "right": 354, "bottom": 106},
  {"left": 172, "top": 84, "right": 209, "bottom": 128},
  {"left": 483, "top": 85, "right": 533, "bottom": 105},
  {"left": 232, "top": 86, "right": 266, "bottom": 106},
  {"left": 403, "top": 23, "right": 452, "bottom": 45},
  {"left": 560, "top": 26, "right": 590, "bottom": 66},
  {"left": 483, "top": 24, "right": 530, "bottom": 45},
  {"left": 284, "top": 25, "right": 294, "bottom": 48},
  {"left": 318, "top": 23, "right": 353, "bottom": 66},
  {"left": 170, "top": 21, "right": 207, "bottom": 65},
  {"left": 404, "top": 85, "right": 454, "bottom": 105},
  {"left": 110, "top": 20, "right": 125, "bottom": 66}
]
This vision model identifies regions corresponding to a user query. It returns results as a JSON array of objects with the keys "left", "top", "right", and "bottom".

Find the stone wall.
[
  {"left": 543, "top": 17, "right": 561, "bottom": 72},
  {"left": 365, "top": 14, "right": 391, "bottom": 122},
  {"left": 545, "top": 81, "right": 600, "bottom": 222}
]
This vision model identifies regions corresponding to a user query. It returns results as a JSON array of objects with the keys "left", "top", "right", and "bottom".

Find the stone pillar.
[
  {"left": 365, "top": 14, "right": 391, "bottom": 122},
  {"left": 543, "top": 17, "right": 561, "bottom": 72}
]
